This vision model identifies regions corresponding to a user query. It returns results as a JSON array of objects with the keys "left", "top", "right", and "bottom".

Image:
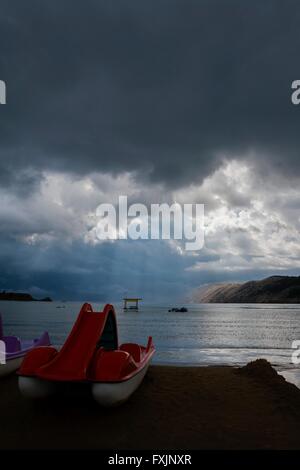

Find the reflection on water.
[{"left": 1, "top": 301, "right": 300, "bottom": 368}]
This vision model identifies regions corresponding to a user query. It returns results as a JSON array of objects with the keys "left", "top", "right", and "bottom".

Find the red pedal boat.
[{"left": 18, "top": 303, "right": 155, "bottom": 406}]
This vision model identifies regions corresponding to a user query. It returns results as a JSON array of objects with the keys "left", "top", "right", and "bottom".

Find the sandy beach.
[{"left": 0, "top": 360, "right": 299, "bottom": 450}]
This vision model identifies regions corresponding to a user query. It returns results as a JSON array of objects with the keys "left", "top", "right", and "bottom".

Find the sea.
[{"left": 1, "top": 301, "right": 300, "bottom": 371}]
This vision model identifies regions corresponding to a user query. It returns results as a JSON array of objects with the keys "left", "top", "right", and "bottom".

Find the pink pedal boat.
[
  {"left": 0, "top": 314, "right": 51, "bottom": 378},
  {"left": 18, "top": 303, "right": 155, "bottom": 406}
]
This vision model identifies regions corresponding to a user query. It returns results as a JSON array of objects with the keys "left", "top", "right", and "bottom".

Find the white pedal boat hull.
[
  {"left": 18, "top": 376, "right": 57, "bottom": 398},
  {"left": 92, "top": 362, "right": 150, "bottom": 407},
  {"left": 0, "top": 357, "right": 23, "bottom": 378},
  {"left": 19, "top": 362, "right": 151, "bottom": 406}
]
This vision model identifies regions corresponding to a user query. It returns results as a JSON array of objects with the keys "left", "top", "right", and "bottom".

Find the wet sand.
[{"left": 1, "top": 360, "right": 300, "bottom": 450}]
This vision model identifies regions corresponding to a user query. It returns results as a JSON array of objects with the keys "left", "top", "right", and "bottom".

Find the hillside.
[
  {"left": 0, "top": 292, "right": 52, "bottom": 302},
  {"left": 194, "top": 276, "right": 300, "bottom": 303}
]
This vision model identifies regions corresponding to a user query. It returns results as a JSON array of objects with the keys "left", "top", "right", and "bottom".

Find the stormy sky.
[{"left": 1, "top": 0, "right": 300, "bottom": 301}]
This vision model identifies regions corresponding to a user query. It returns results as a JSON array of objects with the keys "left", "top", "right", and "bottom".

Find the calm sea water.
[{"left": 1, "top": 301, "right": 300, "bottom": 369}]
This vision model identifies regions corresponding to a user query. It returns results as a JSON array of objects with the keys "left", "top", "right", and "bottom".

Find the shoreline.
[{"left": 1, "top": 360, "right": 300, "bottom": 449}]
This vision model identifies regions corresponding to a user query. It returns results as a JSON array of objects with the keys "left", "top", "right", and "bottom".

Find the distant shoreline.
[
  {"left": 0, "top": 292, "right": 52, "bottom": 302},
  {"left": 194, "top": 275, "right": 300, "bottom": 303}
]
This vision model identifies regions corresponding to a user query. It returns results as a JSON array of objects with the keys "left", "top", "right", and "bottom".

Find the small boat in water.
[
  {"left": 168, "top": 307, "right": 188, "bottom": 313},
  {"left": 0, "top": 314, "right": 51, "bottom": 378},
  {"left": 18, "top": 303, "right": 155, "bottom": 406}
]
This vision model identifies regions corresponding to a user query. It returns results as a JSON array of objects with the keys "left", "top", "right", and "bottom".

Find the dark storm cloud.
[
  {"left": 0, "top": 235, "right": 200, "bottom": 301},
  {"left": 1, "top": 0, "right": 300, "bottom": 190}
]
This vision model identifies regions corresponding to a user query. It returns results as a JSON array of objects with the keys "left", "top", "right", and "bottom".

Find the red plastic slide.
[{"left": 37, "top": 303, "right": 118, "bottom": 381}]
